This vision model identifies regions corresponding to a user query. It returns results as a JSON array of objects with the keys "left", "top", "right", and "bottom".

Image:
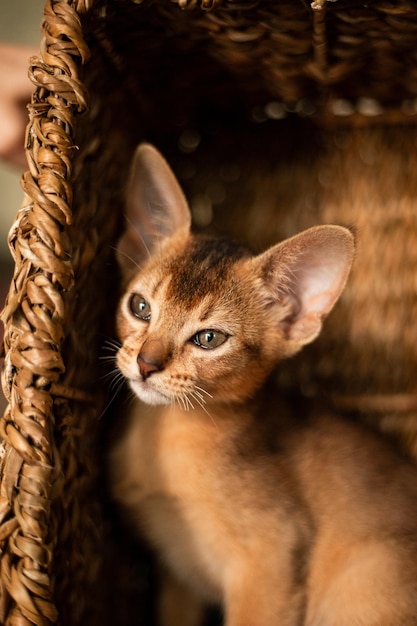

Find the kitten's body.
[
  {"left": 110, "top": 144, "right": 417, "bottom": 626},
  {"left": 112, "top": 400, "right": 417, "bottom": 626}
]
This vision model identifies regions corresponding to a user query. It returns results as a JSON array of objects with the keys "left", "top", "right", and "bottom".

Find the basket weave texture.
[{"left": 1, "top": 0, "right": 417, "bottom": 624}]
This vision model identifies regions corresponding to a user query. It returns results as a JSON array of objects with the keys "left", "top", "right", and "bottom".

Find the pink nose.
[{"left": 137, "top": 354, "right": 161, "bottom": 380}]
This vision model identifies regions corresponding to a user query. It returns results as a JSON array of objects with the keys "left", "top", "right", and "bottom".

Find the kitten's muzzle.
[{"left": 137, "top": 338, "right": 170, "bottom": 380}]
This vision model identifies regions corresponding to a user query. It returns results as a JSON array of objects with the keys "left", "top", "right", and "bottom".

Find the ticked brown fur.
[{"left": 110, "top": 144, "right": 417, "bottom": 626}]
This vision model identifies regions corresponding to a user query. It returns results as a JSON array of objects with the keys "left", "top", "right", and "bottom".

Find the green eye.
[
  {"left": 192, "top": 330, "right": 228, "bottom": 350},
  {"left": 129, "top": 294, "right": 151, "bottom": 321}
]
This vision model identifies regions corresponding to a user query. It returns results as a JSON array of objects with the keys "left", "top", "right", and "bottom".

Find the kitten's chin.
[{"left": 129, "top": 380, "right": 171, "bottom": 406}]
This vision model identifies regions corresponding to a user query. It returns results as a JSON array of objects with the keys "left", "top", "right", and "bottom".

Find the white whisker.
[
  {"left": 194, "top": 385, "right": 213, "bottom": 400},
  {"left": 99, "top": 354, "right": 118, "bottom": 362},
  {"left": 192, "top": 389, "right": 206, "bottom": 404},
  {"left": 186, "top": 395, "right": 195, "bottom": 411},
  {"left": 97, "top": 368, "right": 118, "bottom": 383},
  {"left": 118, "top": 247, "right": 141, "bottom": 269},
  {"left": 176, "top": 393, "right": 186, "bottom": 412},
  {"left": 189, "top": 391, "right": 219, "bottom": 432},
  {"left": 98, "top": 370, "right": 127, "bottom": 419},
  {"left": 102, "top": 337, "right": 122, "bottom": 350},
  {"left": 109, "top": 370, "right": 125, "bottom": 393}
]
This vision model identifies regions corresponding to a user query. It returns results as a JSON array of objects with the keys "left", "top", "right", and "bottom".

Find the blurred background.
[
  {"left": 0, "top": 0, "right": 44, "bottom": 412},
  {"left": 0, "top": 0, "right": 44, "bottom": 267}
]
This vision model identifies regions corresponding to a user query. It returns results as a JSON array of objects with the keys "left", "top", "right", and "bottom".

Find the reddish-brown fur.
[{"left": 110, "top": 144, "right": 417, "bottom": 626}]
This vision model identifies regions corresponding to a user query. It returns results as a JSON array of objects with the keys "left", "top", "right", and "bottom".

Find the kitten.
[{"left": 109, "top": 144, "right": 417, "bottom": 626}]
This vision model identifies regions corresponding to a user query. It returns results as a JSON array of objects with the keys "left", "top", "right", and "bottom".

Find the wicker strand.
[
  {"left": 176, "top": 0, "right": 223, "bottom": 10},
  {"left": 0, "top": 1, "right": 92, "bottom": 624},
  {"left": 308, "top": 0, "right": 328, "bottom": 84},
  {"left": 311, "top": 0, "right": 326, "bottom": 10}
]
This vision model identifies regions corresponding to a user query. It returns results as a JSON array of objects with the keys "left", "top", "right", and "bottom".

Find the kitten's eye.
[
  {"left": 192, "top": 330, "right": 228, "bottom": 350},
  {"left": 129, "top": 294, "right": 151, "bottom": 321}
]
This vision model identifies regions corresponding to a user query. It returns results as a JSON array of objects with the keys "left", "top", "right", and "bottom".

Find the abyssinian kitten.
[{"left": 109, "top": 144, "right": 417, "bottom": 626}]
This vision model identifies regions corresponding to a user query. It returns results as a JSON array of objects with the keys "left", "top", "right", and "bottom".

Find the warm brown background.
[{"left": 0, "top": 0, "right": 44, "bottom": 414}]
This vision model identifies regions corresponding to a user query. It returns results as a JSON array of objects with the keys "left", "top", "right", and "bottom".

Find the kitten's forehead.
[{"left": 165, "top": 236, "right": 251, "bottom": 306}]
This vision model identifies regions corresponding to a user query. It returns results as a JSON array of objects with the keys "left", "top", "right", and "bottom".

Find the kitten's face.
[
  {"left": 115, "top": 143, "right": 354, "bottom": 408},
  {"left": 116, "top": 234, "right": 287, "bottom": 407}
]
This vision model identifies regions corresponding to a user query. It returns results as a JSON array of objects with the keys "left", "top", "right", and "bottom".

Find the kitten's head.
[{"left": 115, "top": 144, "right": 355, "bottom": 406}]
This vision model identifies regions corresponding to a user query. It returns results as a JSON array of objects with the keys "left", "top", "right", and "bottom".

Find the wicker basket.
[{"left": 1, "top": 0, "right": 417, "bottom": 624}]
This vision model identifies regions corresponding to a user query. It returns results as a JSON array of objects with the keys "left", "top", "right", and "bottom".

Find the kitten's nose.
[
  {"left": 137, "top": 353, "right": 161, "bottom": 380},
  {"left": 137, "top": 339, "right": 168, "bottom": 380}
]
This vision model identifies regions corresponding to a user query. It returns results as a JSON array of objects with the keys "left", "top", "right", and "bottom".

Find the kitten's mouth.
[{"left": 129, "top": 378, "right": 171, "bottom": 406}]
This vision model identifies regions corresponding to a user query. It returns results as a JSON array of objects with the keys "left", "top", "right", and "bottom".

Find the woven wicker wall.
[{"left": 1, "top": 0, "right": 417, "bottom": 624}]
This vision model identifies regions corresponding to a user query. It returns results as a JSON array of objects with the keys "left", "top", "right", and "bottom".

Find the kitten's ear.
[
  {"left": 256, "top": 225, "right": 355, "bottom": 351},
  {"left": 117, "top": 143, "right": 191, "bottom": 272}
]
